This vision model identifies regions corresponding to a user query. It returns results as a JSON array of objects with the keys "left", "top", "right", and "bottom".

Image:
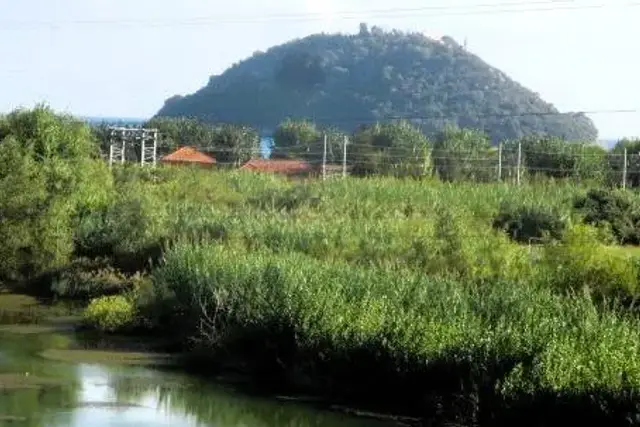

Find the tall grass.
[
  {"left": 151, "top": 242, "right": 640, "bottom": 424},
  {"left": 72, "top": 167, "right": 640, "bottom": 423}
]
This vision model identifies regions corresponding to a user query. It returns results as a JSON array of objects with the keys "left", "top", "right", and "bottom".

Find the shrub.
[
  {"left": 51, "top": 258, "right": 133, "bottom": 300},
  {"left": 493, "top": 201, "right": 567, "bottom": 243},
  {"left": 574, "top": 188, "right": 640, "bottom": 244},
  {"left": 73, "top": 180, "right": 171, "bottom": 271},
  {"left": 128, "top": 274, "right": 172, "bottom": 330},
  {"left": 83, "top": 295, "right": 135, "bottom": 332},
  {"left": 540, "top": 224, "right": 639, "bottom": 301},
  {"left": 249, "top": 185, "right": 322, "bottom": 212}
]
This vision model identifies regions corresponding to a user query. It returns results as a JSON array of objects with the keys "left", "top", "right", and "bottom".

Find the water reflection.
[
  {"left": 0, "top": 332, "right": 397, "bottom": 427},
  {"left": 106, "top": 365, "right": 393, "bottom": 427},
  {"left": 66, "top": 364, "right": 199, "bottom": 427}
]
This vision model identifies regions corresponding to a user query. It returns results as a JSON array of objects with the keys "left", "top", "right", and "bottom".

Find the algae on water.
[
  {"left": 40, "top": 349, "right": 180, "bottom": 367},
  {"left": 0, "top": 373, "right": 71, "bottom": 390}
]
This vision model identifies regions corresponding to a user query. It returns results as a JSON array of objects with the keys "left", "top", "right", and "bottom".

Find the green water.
[{"left": 0, "top": 331, "right": 398, "bottom": 427}]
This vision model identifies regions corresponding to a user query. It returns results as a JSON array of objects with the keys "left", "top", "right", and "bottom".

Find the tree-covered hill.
[{"left": 155, "top": 24, "right": 598, "bottom": 142}]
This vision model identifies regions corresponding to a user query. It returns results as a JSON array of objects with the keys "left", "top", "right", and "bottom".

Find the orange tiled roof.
[
  {"left": 240, "top": 159, "right": 313, "bottom": 175},
  {"left": 160, "top": 146, "right": 216, "bottom": 164}
]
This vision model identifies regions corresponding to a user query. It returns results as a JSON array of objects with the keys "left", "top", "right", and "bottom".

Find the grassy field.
[
  {"left": 6, "top": 164, "right": 640, "bottom": 425},
  {"left": 57, "top": 166, "right": 640, "bottom": 425},
  {"left": 9, "top": 107, "right": 640, "bottom": 424}
]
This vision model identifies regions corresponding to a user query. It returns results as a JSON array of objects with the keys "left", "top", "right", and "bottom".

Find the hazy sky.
[{"left": 1, "top": 0, "right": 638, "bottom": 139}]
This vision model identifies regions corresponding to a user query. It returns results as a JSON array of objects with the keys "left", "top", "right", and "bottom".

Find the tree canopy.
[
  {"left": 350, "top": 120, "right": 431, "bottom": 177},
  {"left": 0, "top": 106, "right": 113, "bottom": 279},
  {"left": 156, "top": 24, "right": 598, "bottom": 142}
]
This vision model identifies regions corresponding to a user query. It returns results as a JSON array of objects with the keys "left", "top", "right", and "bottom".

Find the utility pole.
[
  {"left": 623, "top": 147, "right": 628, "bottom": 189},
  {"left": 152, "top": 130, "right": 158, "bottom": 167},
  {"left": 342, "top": 135, "right": 348, "bottom": 178},
  {"left": 322, "top": 133, "right": 327, "bottom": 181},
  {"left": 516, "top": 141, "right": 522, "bottom": 186},
  {"left": 498, "top": 142, "right": 502, "bottom": 181},
  {"left": 140, "top": 129, "right": 146, "bottom": 166},
  {"left": 121, "top": 136, "right": 126, "bottom": 164}
]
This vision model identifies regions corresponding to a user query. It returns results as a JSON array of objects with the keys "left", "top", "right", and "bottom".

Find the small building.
[
  {"left": 239, "top": 159, "right": 314, "bottom": 177},
  {"left": 160, "top": 146, "right": 216, "bottom": 168}
]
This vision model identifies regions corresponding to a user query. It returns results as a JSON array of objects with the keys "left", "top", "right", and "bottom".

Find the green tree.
[
  {"left": 502, "top": 136, "right": 607, "bottom": 184},
  {"left": 90, "top": 121, "right": 112, "bottom": 156},
  {"left": 519, "top": 136, "right": 575, "bottom": 179},
  {"left": 211, "top": 124, "right": 260, "bottom": 167},
  {"left": 145, "top": 116, "right": 216, "bottom": 156},
  {"left": 0, "top": 105, "right": 113, "bottom": 280},
  {"left": 574, "top": 143, "right": 608, "bottom": 185},
  {"left": 512, "top": 136, "right": 604, "bottom": 181},
  {"left": 432, "top": 126, "right": 492, "bottom": 181},
  {"left": 272, "top": 119, "right": 321, "bottom": 159},
  {"left": 350, "top": 120, "right": 431, "bottom": 177},
  {"left": 609, "top": 138, "right": 640, "bottom": 188}
]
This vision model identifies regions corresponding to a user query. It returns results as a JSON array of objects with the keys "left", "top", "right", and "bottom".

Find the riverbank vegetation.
[{"left": 5, "top": 106, "right": 640, "bottom": 425}]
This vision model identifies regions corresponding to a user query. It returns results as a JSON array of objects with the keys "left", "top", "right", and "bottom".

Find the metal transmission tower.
[
  {"left": 107, "top": 126, "right": 158, "bottom": 167},
  {"left": 140, "top": 128, "right": 159, "bottom": 167},
  {"left": 108, "top": 127, "right": 126, "bottom": 166}
]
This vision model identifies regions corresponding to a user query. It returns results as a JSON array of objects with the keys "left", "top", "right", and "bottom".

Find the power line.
[
  {"left": 156, "top": 148, "right": 628, "bottom": 159},
  {"left": 83, "top": 108, "right": 640, "bottom": 142},
  {"left": 279, "top": 108, "right": 640, "bottom": 125},
  {"left": 80, "top": 108, "right": 640, "bottom": 128},
  {"left": 1, "top": 1, "right": 638, "bottom": 28},
  {"left": 5, "top": 107, "right": 637, "bottom": 137},
  {"left": 148, "top": 108, "right": 637, "bottom": 129}
]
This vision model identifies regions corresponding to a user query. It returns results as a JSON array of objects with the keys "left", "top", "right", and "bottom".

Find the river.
[{"left": 0, "top": 330, "right": 400, "bottom": 427}]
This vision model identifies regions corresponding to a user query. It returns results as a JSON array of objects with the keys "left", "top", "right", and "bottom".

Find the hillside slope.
[{"left": 155, "top": 24, "right": 598, "bottom": 142}]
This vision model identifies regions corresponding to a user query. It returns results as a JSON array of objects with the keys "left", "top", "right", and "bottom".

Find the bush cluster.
[
  {"left": 574, "top": 188, "right": 640, "bottom": 244},
  {"left": 493, "top": 201, "right": 567, "bottom": 243},
  {"left": 83, "top": 295, "right": 135, "bottom": 333},
  {"left": 50, "top": 258, "right": 143, "bottom": 301}
]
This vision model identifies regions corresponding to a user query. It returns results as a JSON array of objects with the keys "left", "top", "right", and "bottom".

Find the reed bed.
[{"left": 74, "top": 167, "right": 640, "bottom": 423}]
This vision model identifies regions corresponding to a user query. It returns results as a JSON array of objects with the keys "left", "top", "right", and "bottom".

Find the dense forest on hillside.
[{"left": 156, "top": 24, "right": 598, "bottom": 142}]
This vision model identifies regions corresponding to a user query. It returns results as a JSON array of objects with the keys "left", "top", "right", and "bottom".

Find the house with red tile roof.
[
  {"left": 160, "top": 146, "right": 216, "bottom": 167},
  {"left": 239, "top": 159, "right": 315, "bottom": 177}
]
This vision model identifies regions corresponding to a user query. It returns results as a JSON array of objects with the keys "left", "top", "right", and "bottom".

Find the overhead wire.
[
  {"left": 124, "top": 158, "right": 640, "bottom": 177},
  {"left": 0, "top": 1, "right": 639, "bottom": 28},
  {"left": 236, "top": 109, "right": 640, "bottom": 126},
  {"left": 178, "top": 146, "right": 628, "bottom": 158},
  {"left": 3, "top": 1, "right": 639, "bottom": 137}
]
